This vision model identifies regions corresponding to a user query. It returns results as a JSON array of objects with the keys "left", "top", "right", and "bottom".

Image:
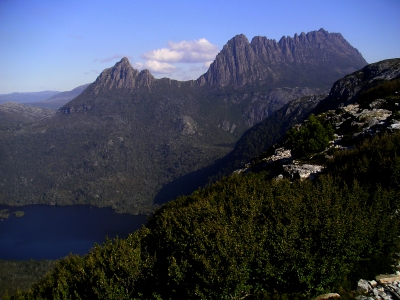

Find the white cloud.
[
  {"left": 139, "top": 60, "right": 177, "bottom": 74},
  {"left": 141, "top": 38, "right": 219, "bottom": 64},
  {"left": 142, "top": 48, "right": 183, "bottom": 63}
]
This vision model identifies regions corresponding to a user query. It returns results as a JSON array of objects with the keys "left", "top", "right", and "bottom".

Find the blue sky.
[{"left": 0, "top": 0, "right": 399, "bottom": 94}]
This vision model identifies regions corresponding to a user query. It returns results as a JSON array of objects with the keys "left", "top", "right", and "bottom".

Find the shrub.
[{"left": 286, "top": 114, "right": 334, "bottom": 157}]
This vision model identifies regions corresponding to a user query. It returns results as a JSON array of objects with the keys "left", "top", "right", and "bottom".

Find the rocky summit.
[
  {"left": 0, "top": 30, "right": 369, "bottom": 214},
  {"left": 198, "top": 28, "right": 366, "bottom": 88}
]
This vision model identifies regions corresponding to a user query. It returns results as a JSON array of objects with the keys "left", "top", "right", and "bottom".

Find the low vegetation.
[
  {"left": 0, "top": 260, "right": 56, "bottom": 297},
  {"left": 286, "top": 114, "right": 334, "bottom": 157},
  {"left": 0, "top": 209, "right": 10, "bottom": 219},
  {"left": 13, "top": 211, "right": 25, "bottom": 217},
  {"left": 6, "top": 132, "right": 400, "bottom": 299}
]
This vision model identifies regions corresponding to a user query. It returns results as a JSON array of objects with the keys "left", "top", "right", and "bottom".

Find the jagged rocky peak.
[
  {"left": 197, "top": 33, "right": 268, "bottom": 87},
  {"left": 58, "top": 58, "right": 155, "bottom": 114},
  {"left": 137, "top": 69, "right": 155, "bottom": 88},
  {"left": 90, "top": 57, "right": 154, "bottom": 93},
  {"left": 198, "top": 29, "right": 367, "bottom": 89}
]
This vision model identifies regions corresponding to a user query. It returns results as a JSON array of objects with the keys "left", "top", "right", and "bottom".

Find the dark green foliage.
[
  {"left": 9, "top": 229, "right": 154, "bottom": 300},
  {"left": 286, "top": 114, "right": 334, "bottom": 157},
  {"left": 358, "top": 78, "right": 400, "bottom": 108},
  {"left": 326, "top": 132, "right": 400, "bottom": 189},
  {"left": 12, "top": 133, "right": 400, "bottom": 299},
  {"left": 0, "top": 260, "right": 56, "bottom": 297}
]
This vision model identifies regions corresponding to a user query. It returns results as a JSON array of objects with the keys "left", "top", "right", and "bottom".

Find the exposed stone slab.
[
  {"left": 283, "top": 163, "right": 324, "bottom": 180},
  {"left": 314, "top": 293, "right": 340, "bottom": 299},
  {"left": 376, "top": 274, "right": 400, "bottom": 284}
]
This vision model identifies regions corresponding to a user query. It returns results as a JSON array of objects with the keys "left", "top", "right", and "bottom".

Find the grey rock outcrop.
[
  {"left": 91, "top": 57, "right": 155, "bottom": 94},
  {"left": 282, "top": 163, "right": 324, "bottom": 180},
  {"left": 356, "top": 276, "right": 400, "bottom": 300},
  {"left": 175, "top": 116, "right": 197, "bottom": 135},
  {"left": 198, "top": 29, "right": 367, "bottom": 89}
]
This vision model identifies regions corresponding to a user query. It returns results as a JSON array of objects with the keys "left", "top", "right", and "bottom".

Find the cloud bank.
[
  {"left": 133, "top": 61, "right": 177, "bottom": 74},
  {"left": 139, "top": 38, "right": 219, "bottom": 75},
  {"left": 92, "top": 39, "right": 219, "bottom": 79},
  {"left": 142, "top": 38, "right": 219, "bottom": 63}
]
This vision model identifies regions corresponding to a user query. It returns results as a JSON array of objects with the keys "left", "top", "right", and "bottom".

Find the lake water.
[{"left": 0, "top": 205, "right": 147, "bottom": 260}]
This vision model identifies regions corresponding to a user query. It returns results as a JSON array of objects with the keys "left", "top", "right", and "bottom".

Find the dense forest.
[{"left": 4, "top": 131, "right": 400, "bottom": 299}]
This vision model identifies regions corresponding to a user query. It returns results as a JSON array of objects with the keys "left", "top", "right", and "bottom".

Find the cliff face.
[
  {"left": 198, "top": 29, "right": 367, "bottom": 88},
  {"left": 89, "top": 57, "right": 155, "bottom": 94}
]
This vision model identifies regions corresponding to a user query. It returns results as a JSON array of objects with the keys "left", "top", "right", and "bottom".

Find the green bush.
[{"left": 286, "top": 114, "right": 334, "bottom": 157}]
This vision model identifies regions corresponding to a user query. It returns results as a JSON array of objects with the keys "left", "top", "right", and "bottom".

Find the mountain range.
[
  {"left": 0, "top": 84, "right": 90, "bottom": 110},
  {"left": 28, "top": 84, "right": 90, "bottom": 109},
  {"left": 0, "top": 29, "right": 367, "bottom": 214},
  {"left": 0, "top": 91, "right": 60, "bottom": 105}
]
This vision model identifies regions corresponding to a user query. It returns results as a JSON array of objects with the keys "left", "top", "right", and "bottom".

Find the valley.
[{"left": 0, "top": 29, "right": 366, "bottom": 215}]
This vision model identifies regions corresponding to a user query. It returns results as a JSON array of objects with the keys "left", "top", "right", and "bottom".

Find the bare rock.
[
  {"left": 369, "top": 99, "right": 387, "bottom": 109},
  {"left": 198, "top": 29, "right": 366, "bottom": 89},
  {"left": 262, "top": 148, "right": 292, "bottom": 163},
  {"left": 314, "top": 293, "right": 341, "bottom": 299},
  {"left": 283, "top": 163, "right": 324, "bottom": 180},
  {"left": 376, "top": 274, "right": 400, "bottom": 284},
  {"left": 357, "top": 279, "right": 370, "bottom": 293},
  {"left": 175, "top": 116, "right": 197, "bottom": 135}
]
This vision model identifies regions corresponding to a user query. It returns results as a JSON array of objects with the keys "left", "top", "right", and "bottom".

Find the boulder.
[
  {"left": 357, "top": 279, "right": 370, "bottom": 293},
  {"left": 283, "top": 163, "right": 324, "bottom": 180}
]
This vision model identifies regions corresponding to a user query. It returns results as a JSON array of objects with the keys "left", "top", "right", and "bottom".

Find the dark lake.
[{"left": 0, "top": 205, "right": 147, "bottom": 260}]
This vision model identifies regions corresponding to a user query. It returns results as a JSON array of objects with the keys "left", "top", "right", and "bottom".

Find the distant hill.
[
  {"left": 0, "top": 29, "right": 368, "bottom": 214},
  {"left": 27, "top": 84, "right": 90, "bottom": 109},
  {"left": 0, "top": 91, "right": 60, "bottom": 104}
]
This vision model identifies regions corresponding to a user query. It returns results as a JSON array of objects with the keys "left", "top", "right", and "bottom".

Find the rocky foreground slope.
[{"left": 221, "top": 58, "right": 400, "bottom": 180}]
